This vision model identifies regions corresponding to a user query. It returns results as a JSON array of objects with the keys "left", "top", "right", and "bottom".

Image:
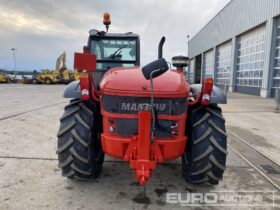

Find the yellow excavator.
[
  {"left": 56, "top": 52, "right": 80, "bottom": 84},
  {"left": 56, "top": 52, "right": 70, "bottom": 83},
  {"left": 31, "top": 52, "right": 80, "bottom": 84}
]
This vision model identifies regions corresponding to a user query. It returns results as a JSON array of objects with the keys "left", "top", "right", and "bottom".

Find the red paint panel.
[
  {"left": 74, "top": 52, "right": 96, "bottom": 72},
  {"left": 99, "top": 67, "right": 190, "bottom": 98},
  {"left": 137, "top": 111, "right": 151, "bottom": 160}
]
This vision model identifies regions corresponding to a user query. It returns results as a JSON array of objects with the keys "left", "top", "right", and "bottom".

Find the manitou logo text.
[{"left": 121, "top": 103, "right": 166, "bottom": 112}]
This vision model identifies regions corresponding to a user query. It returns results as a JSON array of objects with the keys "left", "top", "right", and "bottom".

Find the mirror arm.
[{"left": 149, "top": 68, "right": 162, "bottom": 143}]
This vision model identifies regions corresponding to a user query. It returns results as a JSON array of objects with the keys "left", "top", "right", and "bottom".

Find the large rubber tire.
[
  {"left": 45, "top": 78, "right": 51, "bottom": 84},
  {"left": 182, "top": 104, "right": 227, "bottom": 185},
  {"left": 57, "top": 99, "right": 104, "bottom": 180},
  {"left": 32, "top": 78, "right": 37, "bottom": 84}
]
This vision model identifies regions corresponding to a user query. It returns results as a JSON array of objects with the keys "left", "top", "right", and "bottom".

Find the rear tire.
[
  {"left": 45, "top": 78, "right": 51, "bottom": 84},
  {"left": 57, "top": 99, "right": 104, "bottom": 180},
  {"left": 182, "top": 104, "right": 227, "bottom": 185},
  {"left": 32, "top": 78, "right": 37, "bottom": 84}
]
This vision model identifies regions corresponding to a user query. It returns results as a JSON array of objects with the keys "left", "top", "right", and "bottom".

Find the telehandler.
[{"left": 57, "top": 13, "right": 227, "bottom": 186}]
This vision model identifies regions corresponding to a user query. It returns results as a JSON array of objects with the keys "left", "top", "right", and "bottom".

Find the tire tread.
[
  {"left": 57, "top": 99, "right": 104, "bottom": 180},
  {"left": 182, "top": 104, "right": 227, "bottom": 185}
]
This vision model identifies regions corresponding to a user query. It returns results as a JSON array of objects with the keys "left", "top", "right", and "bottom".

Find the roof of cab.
[{"left": 89, "top": 30, "right": 139, "bottom": 39}]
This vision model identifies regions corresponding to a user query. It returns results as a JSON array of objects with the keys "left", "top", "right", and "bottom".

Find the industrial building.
[{"left": 187, "top": 0, "right": 280, "bottom": 97}]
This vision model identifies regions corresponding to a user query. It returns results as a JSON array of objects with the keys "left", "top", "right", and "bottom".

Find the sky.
[{"left": 0, "top": 0, "right": 231, "bottom": 71}]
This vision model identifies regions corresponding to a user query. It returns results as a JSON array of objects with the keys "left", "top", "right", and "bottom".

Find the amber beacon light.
[{"left": 103, "top": 12, "right": 111, "bottom": 31}]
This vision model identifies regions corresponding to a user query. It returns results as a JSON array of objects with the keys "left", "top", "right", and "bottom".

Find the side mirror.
[
  {"left": 74, "top": 52, "right": 97, "bottom": 72},
  {"left": 142, "top": 58, "right": 169, "bottom": 80}
]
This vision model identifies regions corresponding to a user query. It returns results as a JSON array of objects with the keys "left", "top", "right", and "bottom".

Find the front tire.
[
  {"left": 57, "top": 99, "right": 104, "bottom": 180},
  {"left": 32, "top": 78, "right": 37, "bottom": 84},
  {"left": 182, "top": 104, "right": 227, "bottom": 185}
]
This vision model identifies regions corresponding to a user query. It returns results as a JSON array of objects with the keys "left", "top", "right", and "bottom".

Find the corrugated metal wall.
[{"left": 188, "top": 0, "right": 280, "bottom": 58}]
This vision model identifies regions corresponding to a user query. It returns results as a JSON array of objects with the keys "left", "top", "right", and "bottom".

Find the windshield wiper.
[{"left": 109, "top": 45, "right": 128, "bottom": 59}]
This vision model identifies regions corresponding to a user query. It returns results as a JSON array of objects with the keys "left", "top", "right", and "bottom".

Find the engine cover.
[{"left": 99, "top": 66, "right": 189, "bottom": 98}]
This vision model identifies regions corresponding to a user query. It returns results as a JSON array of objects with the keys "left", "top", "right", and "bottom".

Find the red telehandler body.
[{"left": 57, "top": 13, "right": 228, "bottom": 186}]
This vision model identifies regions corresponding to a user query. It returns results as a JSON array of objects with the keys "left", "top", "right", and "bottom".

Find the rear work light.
[
  {"left": 201, "top": 78, "right": 214, "bottom": 105},
  {"left": 80, "top": 70, "right": 90, "bottom": 101}
]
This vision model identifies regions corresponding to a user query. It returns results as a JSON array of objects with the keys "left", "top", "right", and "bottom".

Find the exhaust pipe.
[{"left": 158, "top": 36, "right": 166, "bottom": 59}]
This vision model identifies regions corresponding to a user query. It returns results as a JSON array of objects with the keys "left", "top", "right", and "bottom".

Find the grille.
[
  {"left": 116, "top": 119, "right": 174, "bottom": 138},
  {"left": 102, "top": 95, "right": 187, "bottom": 115},
  {"left": 102, "top": 95, "right": 186, "bottom": 137}
]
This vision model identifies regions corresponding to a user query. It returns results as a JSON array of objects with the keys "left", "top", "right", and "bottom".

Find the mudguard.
[
  {"left": 63, "top": 80, "right": 81, "bottom": 99},
  {"left": 190, "top": 84, "right": 227, "bottom": 104},
  {"left": 63, "top": 81, "right": 227, "bottom": 104}
]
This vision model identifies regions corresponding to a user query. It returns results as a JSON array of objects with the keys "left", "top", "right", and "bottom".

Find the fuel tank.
[{"left": 99, "top": 66, "right": 190, "bottom": 98}]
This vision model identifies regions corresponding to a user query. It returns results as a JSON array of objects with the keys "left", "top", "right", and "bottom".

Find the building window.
[
  {"left": 216, "top": 41, "right": 232, "bottom": 85},
  {"left": 236, "top": 25, "right": 266, "bottom": 87},
  {"left": 272, "top": 17, "right": 280, "bottom": 92},
  {"left": 189, "top": 59, "right": 195, "bottom": 84},
  {"left": 203, "top": 50, "right": 214, "bottom": 78}
]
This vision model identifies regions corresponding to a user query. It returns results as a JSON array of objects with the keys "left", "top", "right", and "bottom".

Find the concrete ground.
[
  {"left": 221, "top": 92, "right": 280, "bottom": 165},
  {"left": 0, "top": 84, "right": 280, "bottom": 210}
]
